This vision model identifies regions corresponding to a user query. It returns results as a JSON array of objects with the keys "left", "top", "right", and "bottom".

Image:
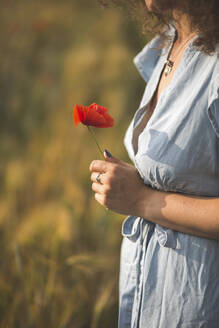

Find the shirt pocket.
[
  {"left": 120, "top": 216, "right": 143, "bottom": 288},
  {"left": 121, "top": 216, "right": 142, "bottom": 266}
]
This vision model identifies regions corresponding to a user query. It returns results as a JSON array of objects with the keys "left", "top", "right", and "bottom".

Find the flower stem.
[{"left": 87, "top": 126, "right": 105, "bottom": 159}]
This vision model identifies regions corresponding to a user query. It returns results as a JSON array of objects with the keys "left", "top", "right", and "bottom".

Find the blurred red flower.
[{"left": 73, "top": 103, "right": 114, "bottom": 128}]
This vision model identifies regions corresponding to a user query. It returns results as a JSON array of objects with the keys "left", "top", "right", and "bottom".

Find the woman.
[{"left": 90, "top": 0, "right": 219, "bottom": 327}]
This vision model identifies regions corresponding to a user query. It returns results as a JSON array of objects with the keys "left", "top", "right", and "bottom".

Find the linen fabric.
[{"left": 119, "top": 25, "right": 219, "bottom": 328}]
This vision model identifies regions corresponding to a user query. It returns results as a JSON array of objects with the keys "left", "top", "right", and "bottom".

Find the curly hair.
[{"left": 99, "top": 0, "right": 219, "bottom": 55}]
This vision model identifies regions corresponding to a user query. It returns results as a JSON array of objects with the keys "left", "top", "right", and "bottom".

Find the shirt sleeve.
[
  {"left": 133, "top": 34, "right": 162, "bottom": 83},
  {"left": 208, "top": 74, "right": 219, "bottom": 138}
]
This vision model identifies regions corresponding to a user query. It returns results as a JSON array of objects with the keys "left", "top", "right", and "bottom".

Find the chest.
[
  {"left": 132, "top": 58, "right": 180, "bottom": 155},
  {"left": 125, "top": 53, "right": 219, "bottom": 196}
]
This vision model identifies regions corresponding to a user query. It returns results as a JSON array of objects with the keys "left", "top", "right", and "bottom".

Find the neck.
[{"left": 172, "top": 11, "right": 196, "bottom": 43}]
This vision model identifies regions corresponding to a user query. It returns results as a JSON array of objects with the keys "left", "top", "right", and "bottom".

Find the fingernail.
[{"left": 104, "top": 149, "right": 112, "bottom": 158}]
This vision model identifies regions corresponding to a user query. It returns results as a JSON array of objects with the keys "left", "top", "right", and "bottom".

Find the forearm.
[{"left": 136, "top": 185, "right": 219, "bottom": 240}]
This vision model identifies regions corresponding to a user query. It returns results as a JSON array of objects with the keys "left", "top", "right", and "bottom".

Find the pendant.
[{"left": 164, "top": 59, "right": 174, "bottom": 76}]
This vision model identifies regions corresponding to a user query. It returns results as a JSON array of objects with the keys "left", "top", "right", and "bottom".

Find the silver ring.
[{"left": 96, "top": 173, "right": 102, "bottom": 184}]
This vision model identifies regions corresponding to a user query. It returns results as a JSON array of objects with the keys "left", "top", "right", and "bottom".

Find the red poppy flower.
[{"left": 73, "top": 103, "right": 114, "bottom": 128}]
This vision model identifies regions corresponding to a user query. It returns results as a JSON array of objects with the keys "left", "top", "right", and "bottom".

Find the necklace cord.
[
  {"left": 164, "top": 32, "right": 197, "bottom": 76},
  {"left": 169, "top": 32, "right": 197, "bottom": 62}
]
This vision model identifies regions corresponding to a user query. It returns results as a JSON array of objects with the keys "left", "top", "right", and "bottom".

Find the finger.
[
  {"left": 94, "top": 193, "right": 107, "bottom": 207},
  {"left": 90, "top": 160, "right": 112, "bottom": 173},
  {"left": 90, "top": 172, "right": 106, "bottom": 184},
  {"left": 103, "top": 150, "right": 126, "bottom": 166},
  {"left": 91, "top": 182, "right": 105, "bottom": 194}
]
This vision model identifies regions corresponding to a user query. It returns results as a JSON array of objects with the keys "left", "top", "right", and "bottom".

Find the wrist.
[{"left": 134, "top": 184, "right": 159, "bottom": 219}]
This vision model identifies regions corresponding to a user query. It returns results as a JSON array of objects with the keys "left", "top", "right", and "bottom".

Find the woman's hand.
[
  {"left": 89, "top": 151, "right": 148, "bottom": 215},
  {"left": 90, "top": 151, "right": 219, "bottom": 239}
]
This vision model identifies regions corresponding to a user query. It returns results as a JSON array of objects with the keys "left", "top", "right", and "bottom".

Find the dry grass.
[{"left": 0, "top": 0, "right": 147, "bottom": 326}]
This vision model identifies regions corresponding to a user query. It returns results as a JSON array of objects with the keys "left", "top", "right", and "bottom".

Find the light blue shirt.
[{"left": 119, "top": 26, "right": 219, "bottom": 328}]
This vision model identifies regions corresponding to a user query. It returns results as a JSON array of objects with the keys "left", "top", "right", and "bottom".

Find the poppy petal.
[
  {"left": 101, "top": 112, "right": 114, "bottom": 127},
  {"left": 84, "top": 109, "right": 106, "bottom": 127},
  {"left": 73, "top": 105, "right": 81, "bottom": 126},
  {"left": 73, "top": 103, "right": 114, "bottom": 128},
  {"left": 89, "top": 103, "right": 107, "bottom": 114},
  {"left": 73, "top": 104, "right": 88, "bottom": 126}
]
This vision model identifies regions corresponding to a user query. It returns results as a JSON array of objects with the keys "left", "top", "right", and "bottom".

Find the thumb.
[
  {"left": 103, "top": 149, "right": 124, "bottom": 165},
  {"left": 103, "top": 149, "right": 113, "bottom": 160}
]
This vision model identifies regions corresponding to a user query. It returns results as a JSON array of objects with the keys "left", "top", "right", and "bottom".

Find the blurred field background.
[{"left": 1, "top": 0, "right": 149, "bottom": 327}]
